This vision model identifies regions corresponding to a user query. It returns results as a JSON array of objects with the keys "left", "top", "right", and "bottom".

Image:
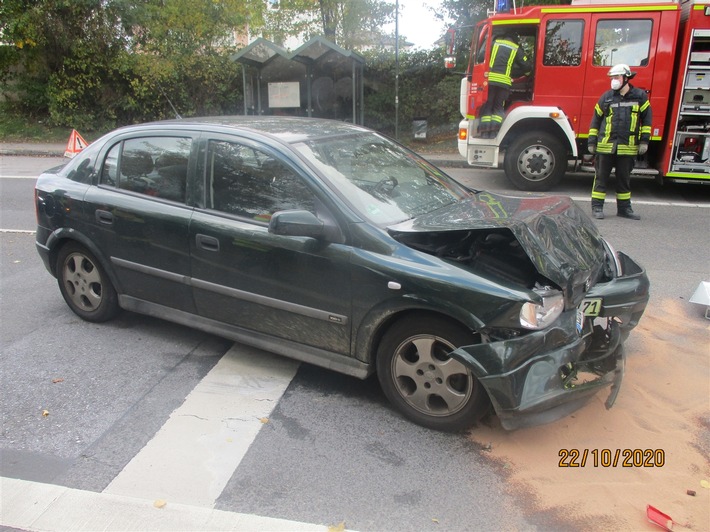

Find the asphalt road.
[{"left": 1, "top": 155, "right": 709, "bottom": 531}]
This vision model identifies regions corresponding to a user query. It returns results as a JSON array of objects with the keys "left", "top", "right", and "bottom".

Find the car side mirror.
[{"left": 268, "top": 210, "right": 325, "bottom": 239}]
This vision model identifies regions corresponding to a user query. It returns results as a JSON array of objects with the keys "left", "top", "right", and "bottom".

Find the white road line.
[
  {"left": 103, "top": 344, "right": 300, "bottom": 508},
  {"left": 0, "top": 175, "right": 39, "bottom": 179},
  {"left": 0, "top": 476, "right": 338, "bottom": 531}
]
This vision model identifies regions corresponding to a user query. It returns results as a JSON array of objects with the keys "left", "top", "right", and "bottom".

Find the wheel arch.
[
  {"left": 360, "top": 307, "right": 485, "bottom": 376},
  {"left": 46, "top": 229, "right": 122, "bottom": 293},
  {"left": 501, "top": 117, "right": 575, "bottom": 156}
]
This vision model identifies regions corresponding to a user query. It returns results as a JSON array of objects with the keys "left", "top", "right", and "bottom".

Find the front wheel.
[
  {"left": 504, "top": 131, "right": 567, "bottom": 191},
  {"left": 376, "top": 316, "right": 488, "bottom": 432},
  {"left": 56, "top": 242, "right": 119, "bottom": 322}
]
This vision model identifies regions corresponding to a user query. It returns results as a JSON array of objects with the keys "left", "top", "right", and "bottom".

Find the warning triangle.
[{"left": 64, "top": 129, "right": 89, "bottom": 158}]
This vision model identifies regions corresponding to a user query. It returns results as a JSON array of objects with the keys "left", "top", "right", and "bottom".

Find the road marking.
[
  {"left": 0, "top": 175, "right": 39, "bottom": 179},
  {"left": 0, "top": 476, "right": 336, "bottom": 531},
  {"left": 103, "top": 344, "right": 299, "bottom": 508}
]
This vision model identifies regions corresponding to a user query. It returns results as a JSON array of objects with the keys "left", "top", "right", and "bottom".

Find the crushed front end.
[
  {"left": 452, "top": 249, "right": 649, "bottom": 430},
  {"left": 389, "top": 191, "right": 650, "bottom": 430}
]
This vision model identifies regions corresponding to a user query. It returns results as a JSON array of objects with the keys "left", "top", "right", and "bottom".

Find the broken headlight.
[{"left": 519, "top": 290, "right": 564, "bottom": 330}]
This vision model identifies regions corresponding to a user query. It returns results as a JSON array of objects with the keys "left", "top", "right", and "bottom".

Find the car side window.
[
  {"left": 100, "top": 137, "right": 192, "bottom": 202},
  {"left": 207, "top": 140, "right": 316, "bottom": 222}
]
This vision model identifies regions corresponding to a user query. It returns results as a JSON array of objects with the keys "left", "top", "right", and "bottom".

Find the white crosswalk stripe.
[
  {"left": 0, "top": 345, "right": 348, "bottom": 532},
  {"left": 104, "top": 345, "right": 300, "bottom": 507}
]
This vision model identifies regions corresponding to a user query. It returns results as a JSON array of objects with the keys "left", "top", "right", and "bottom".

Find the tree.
[
  {"left": 117, "top": 0, "right": 262, "bottom": 120},
  {"left": 260, "top": 0, "right": 396, "bottom": 50},
  {"left": 0, "top": 0, "right": 263, "bottom": 127},
  {"left": 1, "top": 0, "right": 129, "bottom": 125}
]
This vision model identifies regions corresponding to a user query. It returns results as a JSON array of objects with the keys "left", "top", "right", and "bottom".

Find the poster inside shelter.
[{"left": 268, "top": 82, "right": 300, "bottom": 108}]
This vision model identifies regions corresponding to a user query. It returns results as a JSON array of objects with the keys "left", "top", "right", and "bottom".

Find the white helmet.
[{"left": 608, "top": 64, "right": 635, "bottom": 78}]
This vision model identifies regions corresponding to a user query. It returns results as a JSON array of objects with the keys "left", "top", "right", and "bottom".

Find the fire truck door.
[
  {"left": 535, "top": 16, "right": 590, "bottom": 134},
  {"left": 582, "top": 12, "right": 664, "bottom": 138}
]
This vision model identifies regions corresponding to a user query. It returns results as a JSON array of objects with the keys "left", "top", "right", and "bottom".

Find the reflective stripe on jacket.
[
  {"left": 488, "top": 39, "right": 531, "bottom": 87},
  {"left": 588, "top": 86, "right": 652, "bottom": 156}
]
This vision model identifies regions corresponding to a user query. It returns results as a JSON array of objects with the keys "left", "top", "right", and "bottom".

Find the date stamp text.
[{"left": 558, "top": 448, "right": 665, "bottom": 468}]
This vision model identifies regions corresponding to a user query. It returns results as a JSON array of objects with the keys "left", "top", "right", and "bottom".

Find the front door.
[{"left": 189, "top": 137, "right": 353, "bottom": 355}]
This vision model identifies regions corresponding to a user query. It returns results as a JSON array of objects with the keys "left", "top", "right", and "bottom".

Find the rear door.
[
  {"left": 188, "top": 135, "right": 353, "bottom": 355},
  {"left": 83, "top": 133, "right": 197, "bottom": 312}
]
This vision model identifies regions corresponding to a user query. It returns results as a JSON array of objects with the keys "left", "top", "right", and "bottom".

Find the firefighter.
[
  {"left": 587, "top": 64, "right": 652, "bottom": 220},
  {"left": 478, "top": 32, "right": 532, "bottom": 138}
]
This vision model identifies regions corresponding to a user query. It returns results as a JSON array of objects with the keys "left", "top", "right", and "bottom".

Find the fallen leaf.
[
  {"left": 42, "top": 410, "right": 49, "bottom": 417},
  {"left": 327, "top": 522, "right": 345, "bottom": 532},
  {"left": 52, "top": 378, "right": 64, "bottom": 384},
  {"left": 153, "top": 499, "right": 167, "bottom": 509},
  {"left": 701, "top": 479, "right": 710, "bottom": 489},
  {"left": 259, "top": 417, "right": 269, "bottom": 424},
  {"left": 432, "top": 518, "right": 440, "bottom": 524}
]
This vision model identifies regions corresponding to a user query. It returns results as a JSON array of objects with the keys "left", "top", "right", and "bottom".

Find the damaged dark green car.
[{"left": 35, "top": 117, "right": 649, "bottom": 432}]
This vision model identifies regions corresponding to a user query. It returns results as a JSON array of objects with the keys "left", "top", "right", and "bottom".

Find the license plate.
[{"left": 580, "top": 298, "right": 602, "bottom": 317}]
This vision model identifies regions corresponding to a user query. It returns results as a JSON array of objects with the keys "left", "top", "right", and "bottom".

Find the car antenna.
[{"left": 157, "top": 82, "right": 182, "bottom": 119}]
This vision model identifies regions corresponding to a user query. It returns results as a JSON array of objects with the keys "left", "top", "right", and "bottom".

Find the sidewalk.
[
  {"left": 0, "top": 141, "right": 468, "bottom": 168},
  {"left": 0, "top": 142, "right": 67, "bottom": 157}
]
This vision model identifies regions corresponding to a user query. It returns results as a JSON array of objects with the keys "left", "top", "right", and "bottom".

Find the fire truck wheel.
[{"left": 504, "top": 132, "right": 566, "bottom": 191}]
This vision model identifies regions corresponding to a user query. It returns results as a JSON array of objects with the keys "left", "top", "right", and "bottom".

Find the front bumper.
[{"left": 451, "top": 252, "right": 648, "bottom": 430}]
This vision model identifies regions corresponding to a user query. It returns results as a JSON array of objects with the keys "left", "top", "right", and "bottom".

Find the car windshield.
[{"left": 293, "top": 132, "right": 472, "bottom": 225}]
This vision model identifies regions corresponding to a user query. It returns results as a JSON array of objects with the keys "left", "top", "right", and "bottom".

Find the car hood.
[{"left": 387, "top": 191, "right": 606, "bottom": 303}]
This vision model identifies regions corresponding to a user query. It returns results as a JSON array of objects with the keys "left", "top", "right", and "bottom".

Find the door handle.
[
  {"left": 196, "top": 233, "right": 220, "bottom": 252},
  {"left": 95, "top": 209, "right": 113, "bottom": 225}
]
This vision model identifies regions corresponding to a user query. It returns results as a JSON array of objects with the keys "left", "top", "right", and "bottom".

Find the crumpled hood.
[{"left": 388, "top": 191, "right": 607, "bottom": 304}]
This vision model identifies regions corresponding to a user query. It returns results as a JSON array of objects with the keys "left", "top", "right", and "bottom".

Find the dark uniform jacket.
[
  {"left": 588, "top": 85, "right": 652, "bottom": 156},
  {"left": 488, "top": 39, "right": 531, "bottom": 88}
]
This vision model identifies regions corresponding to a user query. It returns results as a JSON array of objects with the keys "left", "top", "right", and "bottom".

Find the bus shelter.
[{"left": 232, "top": 37, "right": 365, "bottom": 125}]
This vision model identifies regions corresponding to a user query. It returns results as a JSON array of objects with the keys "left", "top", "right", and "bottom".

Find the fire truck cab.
[{"left": 457, "top": 0, "right": 710, "bottom": 190}]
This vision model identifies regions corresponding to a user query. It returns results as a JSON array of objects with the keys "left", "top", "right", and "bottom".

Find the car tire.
[
  {"left": 376, "top": 316, "right": 488, "bottom": 432},
  {"left": 56, "top": 242, "right": 119, "bottom": 322},
  {"left": 504, "top": 131, "right": 566, "bottom": 191}
]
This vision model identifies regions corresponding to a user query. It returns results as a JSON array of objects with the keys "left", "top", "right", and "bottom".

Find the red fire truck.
[{"left": 455, "top": 0, "right": 710, "bottom": 190}]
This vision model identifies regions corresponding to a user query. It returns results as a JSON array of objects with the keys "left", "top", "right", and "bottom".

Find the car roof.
[{"left": 124, "top": 116, "right": 372, "bottom": 145}]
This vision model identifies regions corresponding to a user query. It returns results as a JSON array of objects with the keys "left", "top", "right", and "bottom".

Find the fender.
[
  {"left": 44, "top": 227, "right": 123, "bottom": 293},
  {"left": 499, "top": 106, "right": 578, "bottom": 157},
  {"left": 460, "top": 106, "right": 579, "bottom": 164},
  {"left": 352, "top": 293, "right": 488, "bottom": 367}
]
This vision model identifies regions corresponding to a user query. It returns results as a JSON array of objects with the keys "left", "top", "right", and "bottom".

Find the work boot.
[
  {"left": 591, "top": 199, "right": 604, "bottom": 219},
  {"left": 617, "top": 205, "right": 640, "bottom": 220},
  {"left": 616, "top": 200, "right": 640, "bottom": 220}
]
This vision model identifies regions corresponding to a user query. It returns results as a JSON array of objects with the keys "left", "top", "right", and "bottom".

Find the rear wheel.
[
  {"left": 57, "top": 242, "right": 119, "bottom": 322},
  {"left": 376, "top": 316, "right": 488, "bottom": 432},
  {"left": 504, "top": 131, "right": 566, "bottom": 191}
]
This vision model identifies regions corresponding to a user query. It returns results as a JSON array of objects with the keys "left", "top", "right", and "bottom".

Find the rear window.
[{"left": 60, "top": 141, "right": 103, "bottom": 184}]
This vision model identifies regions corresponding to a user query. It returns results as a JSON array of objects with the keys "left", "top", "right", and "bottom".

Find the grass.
[{"left": 0, "top": 109, "right": 104, "bottom": 143}]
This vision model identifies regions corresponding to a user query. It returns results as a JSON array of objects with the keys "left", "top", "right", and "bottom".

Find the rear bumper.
[{"left": 451, "top": 252, "right": 648, "bottom": 430}]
